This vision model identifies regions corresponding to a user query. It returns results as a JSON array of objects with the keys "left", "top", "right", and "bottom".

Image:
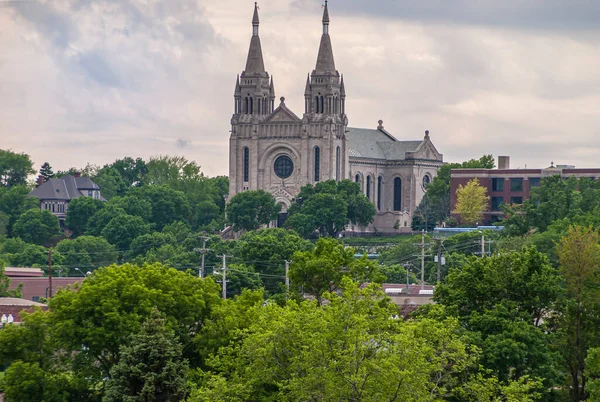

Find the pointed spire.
[
  {"left": 270, "top": 76, "right": 275, "bottom": 94},
  {"left": 235, "top": 74, "right": 241, "bottom": 93},
  {"left": 244, "top": 3, "right": 265, "bottom": 74},
  {"left": 322, "top": 0, "right": 330, "bottom": 27},
  {"left": 315, "top": 1, "right": 336, "bottom": 73},
  {"left": 340, "top": 74, "right": 345, "bottom": 96},
  {"left": 304, "top": 74, "right": 311, "bottom": 95},
  {"left": 252, "top": 2, "right": 260, "bottom": 35}
]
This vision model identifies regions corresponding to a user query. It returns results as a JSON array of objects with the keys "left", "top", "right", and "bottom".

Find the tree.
[
  {"left": 556, "top": 225, "right": 600, "bottom": 401},
  {"left": 101, "top": 213, "right": 150, "bottom": 250},
  {"left": 127, "top": 232, "right": 177, "bottom": 259},
  {"left": 226, "top": 190, "right": 281, "bottom": 232},
  {"left": 0, "top": 185, "right": 38, "bottom": 236},
  {"left": 289, "top": 238, "right": 383, "bottom": 304},
  {"left": 39, "top": 162, "right": 55, "bottom": 182},
  {"left": 12, "top": 208, "right": 61, "bottom": 245},
  {"left": 432, "top": 247, "right": 562, "bottom": 394},
  {"left": 192, "top": 280, "right": 537, "bottom": 401},
  {"left": 103, "top": 309, "right": 190, "bottom": 401},
  {"left": 49, "top": 263, "right": 221, "bottom": 382},
  {"left": 55, "top": 236, "right": 118, "bottom": 275},
  {"left": 233, "top": 228, "right": 313, "bottom": 295},
  {"left": 86, "top": 204, "right": 126, "bottom": 236},
  {"left": 585, "top": 348, "right": 600, "bottom": 401},
  {"left": 0, "top": 260, "right": 22, "bottom": 297},
  {"left": 412, "top": 155, "right": 494, "bottom": 228},
  {"left": 454, "top": 178, "right": 489, "bottom": 226},
  {"left": 130, "top": 185, "right": 191, "bottom": 230},
  {"left": 108, "top": 195, "right": 152, "bottom": 222},
  {"left": 0, "top": 149, "right": 35, "bottom": 188},
  {"left": 65, "top": 196, "right": 105, "bottom": 236},
  {"left": 92, "top": 166, "right": 128, "bottom": 199},
  {"left": 285, "top": 180, "right": 376, "bottom": 237}
]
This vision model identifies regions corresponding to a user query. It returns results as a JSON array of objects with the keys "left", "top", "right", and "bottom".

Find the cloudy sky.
[{"left": 1, "top": 0, "right": 599, "bottom": 176}]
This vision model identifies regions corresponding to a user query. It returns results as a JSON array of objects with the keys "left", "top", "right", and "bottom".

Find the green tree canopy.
[
  {"left": 0, "top": 185, "right": 38, "bottom": 236},
  {"left": 412, "top": 155, "right": 494, "bottom": 229},
  {"left": 49, "top": 263, "right": 221, "bottom": 381},
  {"left": 285, "top": 180, "right": 376, "bottom": 237},
  {"left": 103, "top": 309, "right": 190, "bottom": 401},
  {"left": 39, "top": 162, "right": 55, "bottom": 182},
  {"left": 289, "top": 238, "right": 384, "bottom": 304},
  {"left": 65, "top": 196, "right": 105, "bottom": 236},
  {"left": 12, "top": 208, "right": 61, "bottom": 245},
  {"left": 454, "top": 178, "right": 490, "bottom": 226},
  {"left": 101, "top": 213, "right": 150, "bottom": 250},
  {"left": 232, "top": 228, "right": 313, "bottom": 295},
  {"left": 192, "top": 279, "right": 539, "bottom": 401},
  {"left": 226, "top": 190, "right": 281, "bottom": 232},
  {"left": 55, "top": 235, "right": 118, "bottom": 275},
  {"left": 0, "top": 149, "right": 35, "bottom": 188},
  {"left": 129, "top": 185, "right": 191, "bottom": 230}
]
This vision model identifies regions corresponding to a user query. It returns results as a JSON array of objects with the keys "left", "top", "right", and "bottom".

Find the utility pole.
[
  {"left": 435, "top": 238, "right": 443, "bottom": 283},
  {"left": 221, "top": 254, "right": 227, "bottom": 299},
  {"left": 481, "top": 234, "right": 485, "bottom": 258},
  {"left": 194, "top": 236, "right": 210, "bottom": 278},
  {"left": 420, "top": 230, "right": 425, "bottom": 291},
  {"left": 285, "top": 260, "right": 290, "bottom": 296},
  {"left": 47, "top": 249, "right": 53, "bottom": 298}
]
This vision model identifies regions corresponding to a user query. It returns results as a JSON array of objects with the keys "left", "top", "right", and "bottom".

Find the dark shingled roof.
[{"left": 29, "top": 175, "right": 101, "bottom": 201}]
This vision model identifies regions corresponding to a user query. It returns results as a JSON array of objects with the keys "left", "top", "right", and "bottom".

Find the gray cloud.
[
  {"left": 295, "top": 0, "right": 600, "bottom": 31},
  {"left": 1, "top": 0, "right": 599, "bottom": 177}
]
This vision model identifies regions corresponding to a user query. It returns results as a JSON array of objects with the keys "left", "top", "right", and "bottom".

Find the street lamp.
[{"left": 74, "top": 268, "right": 91, "bottom": 277}]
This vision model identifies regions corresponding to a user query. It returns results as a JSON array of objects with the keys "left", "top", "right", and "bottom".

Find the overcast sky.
[{"left": 1, "top": 0, "right": 599, "bottom": 176}]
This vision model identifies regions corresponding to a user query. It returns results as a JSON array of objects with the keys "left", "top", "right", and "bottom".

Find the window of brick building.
[
  {"left": 510, "top": 196, "right": 523, "bottom": 205},
  {"left": 491, "top": 178, "right": 504, "bottom": 192},
  {"left": 529, "top": 177, "right": 541, "bottom": 188},
  {"left": 491, "top": 196, "right": 504, "bottom": 211},
  {"left": 510, "top": 178, "right": 523, "bottom": 192}
]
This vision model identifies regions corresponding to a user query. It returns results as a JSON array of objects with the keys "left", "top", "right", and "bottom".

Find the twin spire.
[
  {"left": 243, "top": 2, "right": 336, "bottom": 76},
  {"left": 244, "top": 2, "right": 265, "bottom": 74}
]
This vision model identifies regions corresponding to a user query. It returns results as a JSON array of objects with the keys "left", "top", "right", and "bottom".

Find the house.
[{"left": 29, "top": 173, "right": 105, "bottom": 222}]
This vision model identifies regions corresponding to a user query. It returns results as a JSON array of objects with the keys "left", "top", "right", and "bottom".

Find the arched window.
[
  {"left": 393, "top": 177, "right": 402, "bottom": 211},
  {"left": 320, "top": 96, "right": 324, "bottom": 114},
  {"left": 366, "top": 176, "right": 372, "bottom": 200},
  {"left": 244, "top": 97, "right": 249, "bottom": 114},
  {"left": 314, "top": 147, "right": 320, "bottom": 182},
  {"left": 315, "top": 96, "right": 319, "bottom": 113},
  {"left": 377, "top": 176, "right": 383, "bottom": 211},
  {"left": 336, "top": 146, "right": 340, "bottom": 181},
  {"left": 243, "top": 147, "right": 249, "bottom": 182},
  {"left": 249, "top": 97, "right": 253, "bottom": 114},
  {"left": 257, "top": 99, "right": 261, "bottom": 115},
  {"left": 355, "top": 173, "right": 360, "bottom": 183}
]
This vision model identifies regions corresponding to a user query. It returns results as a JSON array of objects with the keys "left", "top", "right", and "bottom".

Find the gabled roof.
[
  {"left": 263, "top": 98, "right": 301, "bottom": 123},
  {"left": 29, "top": 175, "right": 101, "bottom": 201},
  {"left": 347, "top": 127, "right": 425, "bottom": 161}
]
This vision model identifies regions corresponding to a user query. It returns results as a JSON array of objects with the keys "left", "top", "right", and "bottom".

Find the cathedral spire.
[
  {"left": 314, "top": 1, "right": 336, "bottom": 73},
  {"left": 244, "top": 2, "right": 265, "bottom": 74}
]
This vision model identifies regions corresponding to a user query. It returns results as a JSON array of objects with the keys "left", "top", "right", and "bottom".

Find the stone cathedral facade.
[{"left": 228, "top": 2, "right": 443, "bottom": 232}]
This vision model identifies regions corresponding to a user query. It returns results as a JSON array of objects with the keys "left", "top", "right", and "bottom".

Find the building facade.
[
  {"left": 229, "top": 3, "right": 443, "bottom": 232},
  {"left": 450, "top": 157, "right": 600, "bottom": 224}
]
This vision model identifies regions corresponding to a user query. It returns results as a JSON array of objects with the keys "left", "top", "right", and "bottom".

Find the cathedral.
[{"left": 228, "top": 2, "right": 443, "bottom": 233}]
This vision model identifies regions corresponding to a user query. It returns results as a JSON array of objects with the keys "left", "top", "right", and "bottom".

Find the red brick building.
[
  {"left": 6, "top": 267, "right": 82, "bottom": 301},
  {"left": 450, "top": 157, "right": 600, "bottom": 224}
]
